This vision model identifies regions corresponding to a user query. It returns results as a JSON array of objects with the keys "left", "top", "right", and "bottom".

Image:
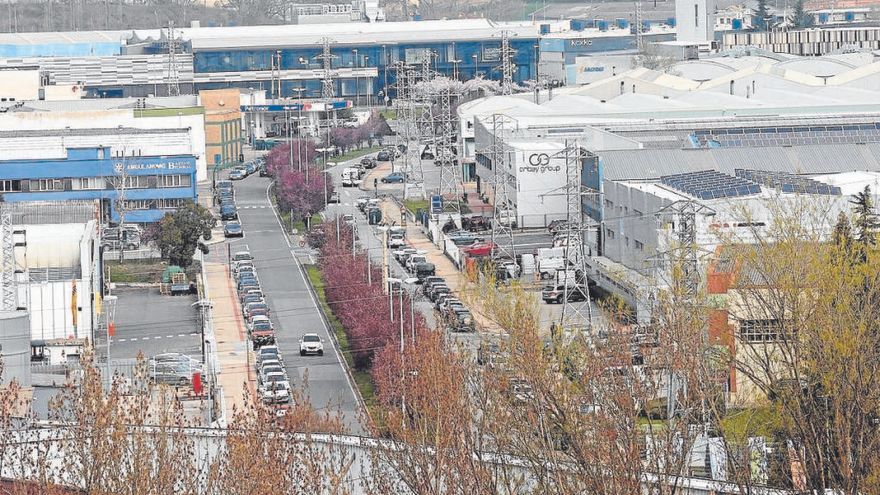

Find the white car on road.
[{"left": 299, "top": 333, "right": 324, "bottom": 356}]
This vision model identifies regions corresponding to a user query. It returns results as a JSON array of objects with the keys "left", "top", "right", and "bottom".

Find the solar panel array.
[
  {"left": 661, "top": 170, "right": 762, "bottom": 200},
  {"left": 735, "top": 169, "right": 842, "bottom": 196},
  {"left": 690, "top": 123, "right": 880, "bottom": 148}
]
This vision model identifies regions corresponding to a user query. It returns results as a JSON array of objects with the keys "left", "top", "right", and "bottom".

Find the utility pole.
[{"left": 164, "top": 21, "right": 181, "bottom": 97}]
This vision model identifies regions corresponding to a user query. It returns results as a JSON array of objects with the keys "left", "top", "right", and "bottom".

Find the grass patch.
[
  {"left": 305, "top": 264, "right": 381, "bottom": 428},
  {"left": 330, "top": 145, "right": 382, "bottom": 164},
  {"left": 108, "top": 259, "right": 201, "bottom": 284},
  {"left": 378, "top": 109, "right": 397, "bottom": 120},
  {"left": 403, "top": 198, "right": 429, "bottom": 214}
]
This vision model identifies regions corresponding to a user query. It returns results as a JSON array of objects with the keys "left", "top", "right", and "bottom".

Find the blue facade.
[
  {"left": 541, "top": 32, "right": 676, "bottom": 64},
  {"left": 0, "top": 147, "right": 197, "bottom": 223},
  {"left": 192, "top": 38, "right": 538, "bottom": 99}
]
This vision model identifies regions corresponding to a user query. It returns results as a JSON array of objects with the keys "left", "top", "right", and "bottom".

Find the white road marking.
[{"left": 130, "top": 338, "right": 138, "bottom": 342}]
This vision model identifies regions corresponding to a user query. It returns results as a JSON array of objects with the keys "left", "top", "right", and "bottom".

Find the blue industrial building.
[
  {"left": 0, "top": 20, "right": 540, "bottom": 101},
  {"left": 0, "top": 147, "right": 198, "bottom": 223}
]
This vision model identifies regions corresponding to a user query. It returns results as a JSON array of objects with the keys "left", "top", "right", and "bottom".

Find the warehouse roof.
[{"left": 599, "top": 143, "right": 880, "bottom": 181}]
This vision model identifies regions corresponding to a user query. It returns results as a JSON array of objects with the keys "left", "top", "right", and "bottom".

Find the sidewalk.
[{"left": 204, "top": 251, "right": 254, "bottom": 421}]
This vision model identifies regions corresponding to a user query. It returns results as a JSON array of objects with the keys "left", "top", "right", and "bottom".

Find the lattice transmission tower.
[
  {"left": 317, "top": 37, "right": 336, "bottom": 100},
  {"left": 655, "top": 201, "right": 716, "bottom": 297},
  {"left": 499, "top": 30, "right": 516, "bottom": 96},
  {"left": 479, "top": 114, "right": 518, "bottom": 263},
  {"left": 164, "top": 21, "right": 181, "bottom": 97},
  {"left": 392, "top": 61, "right": 426, "bottom": 199}
]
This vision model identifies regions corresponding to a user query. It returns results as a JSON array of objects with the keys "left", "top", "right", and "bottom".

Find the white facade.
[
  {"left": 675, "top": 0, "right": 716, "bottom": 44},
  {"left": 12, "top": 217, "right": 102, "bottom": 342}
]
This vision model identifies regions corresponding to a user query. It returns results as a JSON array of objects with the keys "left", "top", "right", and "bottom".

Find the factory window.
[
  {"left": 606, "top": 228, "right": 615, "bottom": 240},
  {"left": 32, "top": 179, "right": 63, "bottom": 191},
  {"left": 0, "top": 179, "right": 21, "bottom": 192},
  {"left": 123, "top": 200, "right": 151, "bottom": 210},
  {"left": 122, "top": 176, "right": 149, "bottom": 189},
  {"left": 604, "top": 199, "right": 614, "bottom": 208},
  {"left": 156, "top": 198, "right": 187, "bottom": 209},
  {"left": 74, "top": 177, "right": 105, "bottom": 190},
  {"left": 739, "top": 319, "right": 782, "bottom": 343},
  {"left": 159, "top": 175, "right": 192, "bottom": 188},
  {"left": 634, "top": 240, "right": 644, "bottom": 251},
  {"left": 624, "top": 236, "right": 630, "bottom": 247}
]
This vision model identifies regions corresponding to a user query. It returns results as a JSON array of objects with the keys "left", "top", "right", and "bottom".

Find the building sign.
[
  {"left": 582, "top": 66, "right": 605, "bottom": 72},
  {"left": 482, "top": 46, "right": 502, "bottom": 62},
  {"left": 569, "top": 39, "right": 595, "bottom": 47},
  {"left": 119, "top": 160, "right": 194, "bottom": 172},
  {"left": 519, "top": 153, "right": 560, "bottom": 174}
]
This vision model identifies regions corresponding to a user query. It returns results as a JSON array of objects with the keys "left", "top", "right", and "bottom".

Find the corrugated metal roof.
[
  {"left": 0, "top": 127, "right": 186, "bottom": 138},
  {"left": 0, "top": 201, "right": 97, "bottom": 225},
  {"left": 601, "top": 143, "right": 880, "bottom": 180}
]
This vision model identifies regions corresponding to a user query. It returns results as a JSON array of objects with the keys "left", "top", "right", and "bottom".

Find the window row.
[
  {"left": 122, "top": 198, "right": 189, "bottom": 210},
  {"left": 0, "top": 175, "right": 192, "bottom": 193}
]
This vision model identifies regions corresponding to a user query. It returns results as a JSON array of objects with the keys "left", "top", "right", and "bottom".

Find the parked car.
[
  {"left": 241, "top": 293, "right": 264, "bottom": 306},
  {"left": 149, "top": 361, "right": 193, "bottom": 387},
  {"left": 229, "top": 169, "right": 246, "bottom": 180},
  {"left": 547, "top": 220, "right": 569, "bottom": 235},
  {"left": 256, "top": 345, "right": 281, "bottom": 366},
  {"left": 259, "top": 163, "right": 270, "bottom": 177},
  {"left": 243, "top": 301, "right": 270, "bottom": 319},
  {"left": 376, "top": 151, "right": 391, "bottom": 162},
  {"left": 299, "top": 333, "right": 324, "bottom": 356},
  {"left": 249, "top": 316, "right": 276, "bottom": 347},
  {"left": 393, "top": 248, "right": 417, "bottom": 262},
  {"left": 244, "top": 162, "right": 257, "bottom": 175},
  {"left": 541, "top": 284, "right": 589, "bottom": 304},
  {"left": 406, "top": 255, "right": 427, "bottom": 273},
  {"left": 462, "top": 215, "right": 491, "bottom": 232},
  {"left": 232, "top": 250, "right": 253, "bottom": 263},
  {"left": 259, "top": 373, "right": 291, "bottom": 404},
  {"left": 448, "top": 307, "right": 475, "bottom": 333},
  {"left": 259, "top": 364, "right": 284, "bottom": 384},
  {"left": 414, "top": 262, "right": 436, "bottom": 282},
  {"left": 422, "top": 277, "right": 444, "bottom": 294},
  {"left": 461, "top": 241, "right": 496, "bottom": 257},
  {"left": 389, "top": 234, "right": 406, "bottom": 248},
  {"left": 381, "top": 172, "right": 405, "bottom": 184},
  {"left": 224, "top": 221, "right": 243, "bottom": 238},
  {"left": 240, "top": 288, "right": 263, "bottom": 303},
  {"left": 220, "top": 204, "right": 238, "bottom": 221},
  {"left": 428, "top": 285, "right": 451, "bottom": 302},
  {"left": 328, "top": 191, "right": 340, "bottom": 203},
  {"left": 217, "top": 180, "right": 234, "bottom": 192}
]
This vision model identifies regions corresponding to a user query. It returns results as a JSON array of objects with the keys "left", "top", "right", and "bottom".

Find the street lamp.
[
  {"left": 292, "top": 87, "right": 306, "bottom": 171},
  {"left": 387, "top": 277, "right": 420, "bottom": 347},
  {"left": 472, "top": 54, "right": 479, "bottom": 79},
  {"left": 364, "top": 55, "right": 372, "bottom": 109}
]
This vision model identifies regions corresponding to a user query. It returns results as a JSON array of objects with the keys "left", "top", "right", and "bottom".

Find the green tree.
[
  {"left": 792, "top": 0, "right": 815, "bottom": 28},
  {"left": 851, "top": 185, "right": 878, "bottom": 247},
  {"left": 153, "top": 201, "right": 215, "bottom": 268},
  {"left": 832, "top": 211, "right": 854, "bottom": 251},
  {"left": 754, "top": 0, "right": 770, "bottom": 30}
]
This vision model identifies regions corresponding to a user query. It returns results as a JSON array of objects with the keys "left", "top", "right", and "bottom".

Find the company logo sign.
[
  {"left": 528, "top": 153, "right": 550, "bottom": 166},
  {"left": 520, "top": 153, "right": 560, "bottom": 174}
]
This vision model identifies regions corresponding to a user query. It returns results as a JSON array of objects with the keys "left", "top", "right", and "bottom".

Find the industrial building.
[
  {"left": 0, "top": 19, "right": 540, "bottom": 102},
  {"left": 2, "top": 201, "right": 102, "bottom": 346},
  {"left": 459, "top": 54, "right": 880, "bottom": 322}
]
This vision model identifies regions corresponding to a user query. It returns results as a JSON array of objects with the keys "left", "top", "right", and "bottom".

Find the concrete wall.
[
  {"left": 675, "top": 0, "right": 716, "bottom": 43},
  {"left": 0, "top": 68, "right": 40, "bottom": 102},
  {"left": 600, "top": 180, "right": 667, "bottom": 268},
  {"left": 0, "top": 311, "right": 32, "bottom": 387}
]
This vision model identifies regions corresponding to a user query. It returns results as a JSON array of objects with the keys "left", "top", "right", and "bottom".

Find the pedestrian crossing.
[{"left": 238, "top": 205, "right": 271, "bottom": 209}]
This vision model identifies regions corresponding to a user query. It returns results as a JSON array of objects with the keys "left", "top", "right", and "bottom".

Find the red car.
[{"left": 461, "top": 241, "right": 496, "bottom": 257}]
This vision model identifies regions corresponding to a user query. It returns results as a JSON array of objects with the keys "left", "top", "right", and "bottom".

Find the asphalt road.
[
  {"left": 111, "top": 288, "right": 202, "bottom": 361},
  {"left": 231, "top": 171, "right": 365, "bottom": 435}
]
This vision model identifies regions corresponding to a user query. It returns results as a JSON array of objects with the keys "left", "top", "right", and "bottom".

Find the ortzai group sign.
[{"left": 515, "top": 149, "right": 567, "bottom": 226}]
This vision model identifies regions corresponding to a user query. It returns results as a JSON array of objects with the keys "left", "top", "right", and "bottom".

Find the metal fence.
[{"left": 103, "top": 247, "right": 161, "bottom": 261}]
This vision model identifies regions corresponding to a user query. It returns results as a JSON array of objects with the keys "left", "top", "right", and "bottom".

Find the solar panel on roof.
[
  {"left": 660, "top": 170, "right": 761, "bottom": 200},
  {"left": 734, "top": 169, "right": 841, "bottom": 196}
]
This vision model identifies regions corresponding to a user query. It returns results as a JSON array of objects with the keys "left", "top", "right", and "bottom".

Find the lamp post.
[
  {"left": 292, "top": 87, "right": 306, "bottom": 171},
  {"left": 364, "top": 55, "right": 372, "bottom": 110},
  {"left": 472, "top": 54, "right": 478, "bottom": 78}
]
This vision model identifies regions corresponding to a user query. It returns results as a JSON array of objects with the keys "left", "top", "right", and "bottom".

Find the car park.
[
  {"left": 299, "top": 333, "right": 324, "bottom": 356},
  {"left": 381, "top": 172, "right": 405, "bottom": 183},
  {"left": 223, "top": 221, "right": 244, "bottom": 239}
]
